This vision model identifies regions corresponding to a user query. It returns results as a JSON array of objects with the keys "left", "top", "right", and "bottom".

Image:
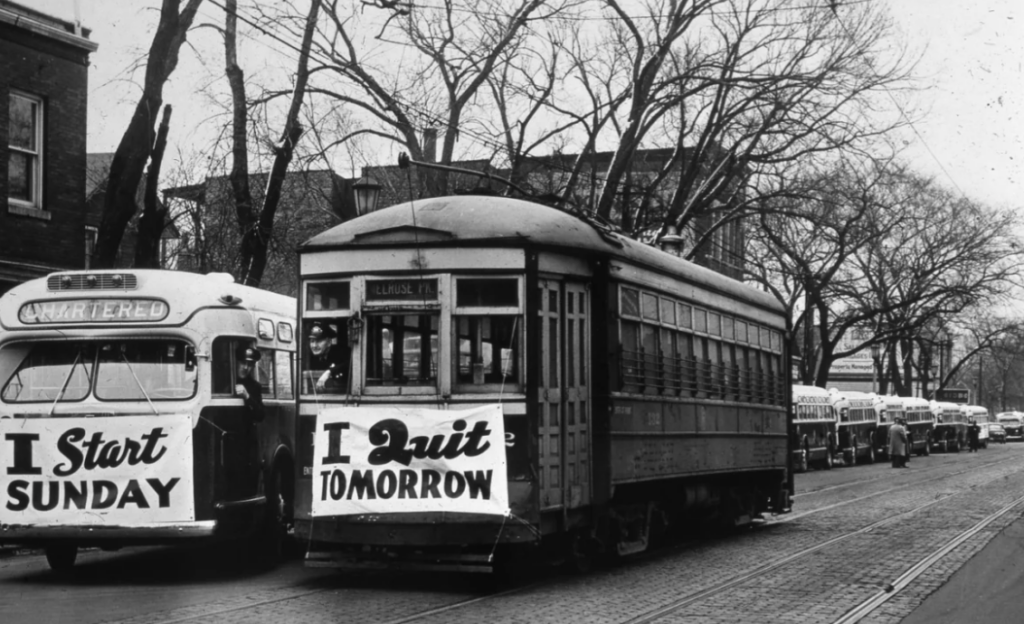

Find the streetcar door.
[{"left": 537, "top": 279, "right": 591, "bottom": 511}]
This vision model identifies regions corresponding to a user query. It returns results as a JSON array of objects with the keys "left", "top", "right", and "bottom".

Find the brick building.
[{"left": 0, "top": 1, "right": 96, "bottom": 294}]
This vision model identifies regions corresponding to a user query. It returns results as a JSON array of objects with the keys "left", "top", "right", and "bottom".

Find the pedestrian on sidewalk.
[{"left": 889, "top": 418, "right": 908, "bottom": 468}]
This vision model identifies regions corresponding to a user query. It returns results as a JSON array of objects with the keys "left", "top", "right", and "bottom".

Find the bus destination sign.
[
  {"left": 19, "top": 299, "right": 170, "bottom": 324},
  {"left": 366, "top": 279, "right": 438, "bottom": 301}
]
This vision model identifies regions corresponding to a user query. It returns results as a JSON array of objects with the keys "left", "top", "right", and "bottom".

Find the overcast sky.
[{"left": 31, "top": 0, "right": 1024, "bottom": 210}]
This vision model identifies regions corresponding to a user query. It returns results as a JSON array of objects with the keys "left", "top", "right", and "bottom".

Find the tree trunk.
[
  {"left": 95, "top": 0, "right": 204, "bottom": 268},
  {"left": 224, "top": 0, "right": 255, "bottom": 277},
  {"left": 238, "top": 0, "right": 319, "bottom": 287},
  {"left": 134, "top": 105, "right": 173, "bottom": 268}
]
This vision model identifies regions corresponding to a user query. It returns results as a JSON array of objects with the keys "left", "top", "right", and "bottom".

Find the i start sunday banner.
[
  {"left": 0, "top": 415, "right": 194, "bottom": 525},
  {"left": 312, "top": 405, "right": 509, "bottom": 517}
]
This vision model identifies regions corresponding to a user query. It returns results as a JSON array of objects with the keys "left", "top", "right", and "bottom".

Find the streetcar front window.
[
  {"left": 366, "top": 314, "right": 438, "bottom": 386},
  {"left": 454, "top": 315, "right": 520, "bottom": 388}
]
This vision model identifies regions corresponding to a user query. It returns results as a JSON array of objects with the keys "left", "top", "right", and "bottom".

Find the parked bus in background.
[
  {"left": 995, "top": 411, "right": 1024, "bottom": 441},
  {"left": 962, "top": 405, "right": 990, "bottom": 449},
  {"left": 930, "top": 401, "right": 967, "bottom": 452},
  {"left": 902, "top": 397, "right": 935, "bottom": 456},
  {"left": 0, "top": 270, "right": 297, "bottom": 571},
  {"left": 792, "top": 385, "right": 837, "bottom": 470},
  {"left": 869, "top": 395, "right": 905, "bottom": 462},
  {"left": 828, "top": 389, "right": 878, "bottom": 465},
  {"left": 293, "top": 195, "right": 792, "bottom": 575}
]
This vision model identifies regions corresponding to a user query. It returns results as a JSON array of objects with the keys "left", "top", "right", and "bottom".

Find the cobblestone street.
[{"left": 4, "top": 445, "right": 1022, "bottom": 624}]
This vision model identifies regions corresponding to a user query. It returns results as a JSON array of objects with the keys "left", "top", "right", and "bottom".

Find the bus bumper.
[{"left": 0, "top": 520, "right": 218, "bottom": 544}]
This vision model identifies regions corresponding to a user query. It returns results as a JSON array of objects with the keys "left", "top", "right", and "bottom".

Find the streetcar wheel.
[{"left": 45, "top": 545, "right": 77, "bottom": 572}]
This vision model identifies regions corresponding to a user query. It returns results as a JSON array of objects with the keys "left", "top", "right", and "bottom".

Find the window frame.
[
  {"left": 451, "top": 275, "right": 524, "bottom": 393},
  {"left": 8, "top": 91, "right": 44, "bottom": 213}
]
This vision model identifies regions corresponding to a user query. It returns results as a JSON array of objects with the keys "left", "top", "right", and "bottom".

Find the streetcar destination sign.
[
  {"left": 312, "top": 404, "right": 509, "bottom": 517},
  {"left": 18, "top": 298, "right": 169, "bottom": 324},
  {"left": 366, "top": 279, "right": 438, "bottom": 301}
]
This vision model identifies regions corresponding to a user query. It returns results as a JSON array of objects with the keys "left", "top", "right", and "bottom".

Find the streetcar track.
[
  {"left": 617, "top": 493, "right": 959, "bottom": 624},
  {"left": 831, "top": 493, "right": 1024, "bottom": 624},
  {"left": 101, "top": 451, "right": 1024, "bottom": 624}
]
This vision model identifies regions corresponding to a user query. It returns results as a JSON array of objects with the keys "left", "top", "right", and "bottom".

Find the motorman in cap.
[
  {"left": 308, "top": 322, "right": 348, "bottom": 391},
  {"left": 235, "top": 345, "right": 264, "bottom": 423}
]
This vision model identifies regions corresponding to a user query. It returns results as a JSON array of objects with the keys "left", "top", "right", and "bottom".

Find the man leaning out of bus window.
[
  {"left": 308, "top": 322, "right": 348, "bottom": 391},
  {"left": 235, "top": 346, "right": 265, "bottom": 423}
]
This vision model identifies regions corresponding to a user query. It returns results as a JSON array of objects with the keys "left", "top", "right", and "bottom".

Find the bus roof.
[
  {"left": 792, "top": 384, "right": 831, "bottom": 401},
  {"left": 301, "top": 196, "right": 782, "bottom": 313},
  {"left": 902, "top": 396, "right": 932, "bottom": 409},
  {"left": 0, "top": 270, "right": 294, "bottom": 330}
]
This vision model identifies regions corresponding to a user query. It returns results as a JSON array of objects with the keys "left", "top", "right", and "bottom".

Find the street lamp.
[
  {"left": 870, "top": 343, "right": 881, "bottom": 394},
  {"left": 353, "top": 176, "right": 382, "bottom": 216}
]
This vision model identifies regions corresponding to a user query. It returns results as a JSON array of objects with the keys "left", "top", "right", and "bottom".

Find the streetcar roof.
[{"left": 301, "top": 195, "right": 782, "bottom": 312}]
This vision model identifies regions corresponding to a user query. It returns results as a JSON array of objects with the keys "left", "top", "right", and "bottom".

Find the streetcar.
[
  {"left": 0, "top": 270, "right": 297, "bottom": 571},
  {"left": 828, "top": 389, "right": 878, "bottom": 465},
  {"left": 294, "top": 195, "right": 792, "bottom": 574},
  {"left": 791, "top": 385, "right": 837, "bottom": 470},
  {"left": 902, "top": 396, "right": 934, "bottom": 456},
  {"left": 930, "top": 400, "right": 967, "bottom": 452},
  {"left": 869, "top": 394, "right": 905, "bottom": 461}
]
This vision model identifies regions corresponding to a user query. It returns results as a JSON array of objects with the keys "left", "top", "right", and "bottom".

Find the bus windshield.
[{"left": 1, "top": 339, "right": 197, "bottom": 403}]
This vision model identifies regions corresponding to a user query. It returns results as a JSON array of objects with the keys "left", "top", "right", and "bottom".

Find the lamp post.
[
  {"left": 353, "top": 176, "right": 382, "bottom": 216},
  {"left": 871, "top": 343, "right": 881, "bottom": 394}
]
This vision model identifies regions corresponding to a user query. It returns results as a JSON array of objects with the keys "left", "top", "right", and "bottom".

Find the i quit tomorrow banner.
[
  {"left": 312, "top": 405, "right": 509, "bottom": 517},
  {"left": 0, "top": 414, "right": 195, "bottom": 525}
]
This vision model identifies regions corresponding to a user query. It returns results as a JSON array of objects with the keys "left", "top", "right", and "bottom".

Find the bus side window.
[
  {"left": 276, "top": 350, "right": 293, "bottom": 399},
  {"left": 257, "top": 350, "right": 274, "bottom": 396},
  {"left": 212, "top": 337, "right": 234, "bottom": 395}
]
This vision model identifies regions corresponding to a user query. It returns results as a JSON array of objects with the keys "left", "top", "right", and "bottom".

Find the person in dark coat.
[
  {"left": 308, "top": 322, "right": 348, "bottom": 392},
  {"left": 967, "top": 418, "right": 981, "bottom": 452},
  {"left": 235, "top": 346, "right": 264, "bottom": 422},
  {"left": 233, "top": 345, "right": 264, "bottom": 496},
  {"left": 888, "top": 418, "right": 908, "bottom": 468}
]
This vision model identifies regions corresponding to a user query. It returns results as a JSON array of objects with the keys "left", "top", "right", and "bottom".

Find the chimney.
[{"left": 423, "top": 128, "right": 437, "bottom": 163}]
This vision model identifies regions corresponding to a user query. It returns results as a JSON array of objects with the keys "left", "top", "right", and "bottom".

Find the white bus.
[
  {"left": 870, "top": 395, "right": 905, "bottom": 461},
  {"left": 902, "top": 396, "right": 935, "bottom": 456},
  {"left": 828, "top": 389, "right": 879, "bottom": 465},
  {"left": 0, "top": 270, "right": 297, "bottom": 571},
  {"left": 792, "top": 385, "right": 837, "bottom": 470}
]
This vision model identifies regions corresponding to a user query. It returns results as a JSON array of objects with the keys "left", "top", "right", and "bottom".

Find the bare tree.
[{"left": 95, "top": 0, "right": 204, "bottom": 268}]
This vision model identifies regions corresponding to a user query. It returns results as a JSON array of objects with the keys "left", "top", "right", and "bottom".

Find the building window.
[
  {"left": 84, "top": 226, "right": 98, "bottom": 269},
  {"left": 8, "top": 92, "right": 44, "bottom": 209}
]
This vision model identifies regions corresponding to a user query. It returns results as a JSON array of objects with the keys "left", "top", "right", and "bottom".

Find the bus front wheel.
[
  {"left": 258, "top": 465, "right": 293, "bottom": 562},
  {"left": 45, "top": 545, "right": 77, "bottom": 572}
]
